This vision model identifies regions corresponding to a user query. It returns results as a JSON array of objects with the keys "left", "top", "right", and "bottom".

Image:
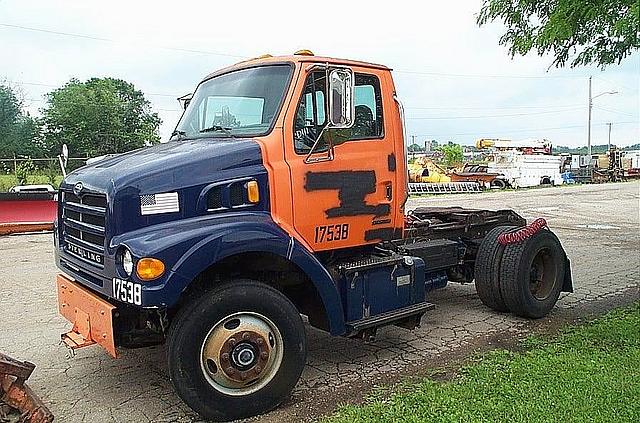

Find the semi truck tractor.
[{"left": 54, "top": 51, "right": 572, "bottom": 421}]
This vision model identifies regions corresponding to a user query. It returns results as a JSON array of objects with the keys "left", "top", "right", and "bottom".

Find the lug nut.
[
  {"left": 228, "top": 338, "right": 236, "bottom": 346},
  {"left": 256, "top": 338, "right": 264, "bottom": 345},
  {"left": 254, "top": 366, "right": 261, "bottom": 373},
  {"left": 221, "top": 353, "right": 229, "bottom": 361},
  {"left": 260, "top": 351, "right": 268, "bottom": 359},
  {"left": 240, "top": 372, "right": 247, "bottom": 381},
  {"left": 242, "top": 332, "right": 250, "bottom": 340},
  {"left": 226, "top": 367, "right": 235, "bottom": 374}
]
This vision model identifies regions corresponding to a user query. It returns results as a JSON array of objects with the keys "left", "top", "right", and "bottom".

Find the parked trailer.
[{"left": 54, "top": 52, "right": 572, "bottom": 421}]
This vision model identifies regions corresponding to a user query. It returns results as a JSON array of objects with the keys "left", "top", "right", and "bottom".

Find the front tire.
[{"left": 167, "top": 279, "right": 307, "bottom": 421}]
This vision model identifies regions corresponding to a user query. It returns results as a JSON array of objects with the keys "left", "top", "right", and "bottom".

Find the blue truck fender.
[{"left": 111, "top": 211, "right": 346, "bottom": 335}]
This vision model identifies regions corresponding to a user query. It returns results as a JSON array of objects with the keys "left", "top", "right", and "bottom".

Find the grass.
[
  {"left": 325, "top": 304, "right": 640, "bottom": 423},
  {"left": 0, "top": 174, "right": 64, "bottom": 191}
]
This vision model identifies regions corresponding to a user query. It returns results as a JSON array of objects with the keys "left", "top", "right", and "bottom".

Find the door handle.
[{"left": 385, "top": 182, "right": 393, "bottom": 200}]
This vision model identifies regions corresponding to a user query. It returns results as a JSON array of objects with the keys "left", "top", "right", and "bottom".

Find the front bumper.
[{"left": 57, "top": 274, "right": 117, "bottom": 358}]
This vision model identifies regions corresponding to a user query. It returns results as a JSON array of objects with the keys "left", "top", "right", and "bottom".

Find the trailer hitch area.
[{"left": 0, "top": 353, "right": 54, "bottom": 423}]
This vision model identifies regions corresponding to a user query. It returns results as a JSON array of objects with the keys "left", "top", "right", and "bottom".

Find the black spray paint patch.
[
  {"left": 364, "top": 227, "right": 402, "bottom": 241},
  {"left": 305, "top": 170, "right": 390, "bottom": 218}
]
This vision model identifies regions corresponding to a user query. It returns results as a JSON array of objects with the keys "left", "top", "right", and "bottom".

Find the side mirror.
[
  {"left": 59, "top": 143, "right": 69, "bottom": 177},
  {"left": 61, "top": 144, "right": 69, "bottom": 165},
  {"left": 327, "top": 69, "right": 354, "bottom": 128},
  {"left": 178, "top": 93, "right": 193, "bottom": 111}
]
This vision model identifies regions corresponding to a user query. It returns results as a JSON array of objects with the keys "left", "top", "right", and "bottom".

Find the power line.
[
  {"left": 404, "top": 104, "right": 582, "bottom": 111},
  {"left": 593, "top": 75, "right": 639, "bottom": 94},
  {"left": 592, "top": 105, "right": 637, "bottom": 117},
  {"left": 412, "top": 120, "right": 638, "bottom": 138},
  {"left": 406, "top": 107, "right": 583, "bottom": 120},
  {"left": 6, "top": 80, "right": 182, "bottom": 99},
  {"left": 394, "top": 69, "right": 586, "bottom": 80},
  {"left": 23, "top": 97, "right": 181, "bottom": 112},
  {"left": 2, "top": 21, "right": 596, "bottom": 80},
  {"left": 0, "top": 22, "right": 247, "bottom": 59}
]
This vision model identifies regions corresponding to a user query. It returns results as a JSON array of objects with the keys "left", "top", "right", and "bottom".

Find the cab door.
[{"left": 283, "top": 66, "right": 400, "bottom": 252}]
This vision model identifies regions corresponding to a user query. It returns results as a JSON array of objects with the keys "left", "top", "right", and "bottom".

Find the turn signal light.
[
  {"left": 136, "top": 258, "right": 165, "bottom": 281},
  {"left": 247, "top": 180, "right": 260, "bottom": 203}
]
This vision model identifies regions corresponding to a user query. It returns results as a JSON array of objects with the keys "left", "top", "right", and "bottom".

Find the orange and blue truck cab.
[{"left": 54, "top": 51, "right": 572, "bottom": 421}]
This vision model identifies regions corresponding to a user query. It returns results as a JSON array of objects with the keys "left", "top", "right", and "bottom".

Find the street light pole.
[
  {"left": 607, "top": 122, "right": 612, "bottom": 151},
  {"left": 587, "top": 77, "right": 617, "bottom": 161},
  {"left": 587, "top": 76, "right": 592, "bottom": 158}
]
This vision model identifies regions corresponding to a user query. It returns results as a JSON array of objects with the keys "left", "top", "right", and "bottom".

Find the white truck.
[{"left": 488, "top": 151, "right": 564, "bottom": 188}]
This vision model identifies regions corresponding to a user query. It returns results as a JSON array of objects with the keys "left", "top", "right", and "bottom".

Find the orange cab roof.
[{"left": 201, "top": 54, "right": 391, "bottom": 82}]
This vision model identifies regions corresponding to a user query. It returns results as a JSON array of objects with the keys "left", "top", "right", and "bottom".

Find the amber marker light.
[
  {"left": 247, "top": 180, "right": 260, "bottom": 203},
  {"left": 136, "top": 258, "right": 165, "bottom": 281}
]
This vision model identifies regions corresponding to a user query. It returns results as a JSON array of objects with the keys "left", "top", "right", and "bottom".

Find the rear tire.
[
  {"left": 167, "top": 279, "right": 307, "bottom": 421},
  {"left": 490, "top": 179, "right": 507, "bottom": 189},
  {"left": 499, "top": 230, "right": 565, "bottom": 318},
  {"left": 474, "top": 226, "right": 517, "bottom": 312}
]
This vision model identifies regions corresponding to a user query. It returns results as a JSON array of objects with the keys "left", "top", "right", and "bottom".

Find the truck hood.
[
  {"left": 61, "top": 137, "right": 263, "bottom": 195},
  {"left": 59, "top": 137, "right": 268, "bottom": 237}
]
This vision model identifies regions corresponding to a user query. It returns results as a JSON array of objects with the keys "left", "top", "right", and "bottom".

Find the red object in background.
[{"left": 0, "top": 193, "right": 57, "bottom": 235}]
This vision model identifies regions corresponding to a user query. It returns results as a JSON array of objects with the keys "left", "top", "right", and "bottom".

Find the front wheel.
[{"left": 167, "top": 279, "right": 307, "bottom": 421}]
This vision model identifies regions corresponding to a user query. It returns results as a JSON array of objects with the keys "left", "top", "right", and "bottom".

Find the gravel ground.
[{"left": 0, "top": 182, "right": 638, "bottom": 422}]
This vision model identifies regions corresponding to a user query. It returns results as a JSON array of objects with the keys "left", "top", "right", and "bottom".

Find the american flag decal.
[{"left": 140, "top": 192, "right": 180, "bottom": 215}]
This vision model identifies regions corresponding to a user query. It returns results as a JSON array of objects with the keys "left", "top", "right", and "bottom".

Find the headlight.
[{"left": 121, "top": 249, "right": 134, "bottom": 276}]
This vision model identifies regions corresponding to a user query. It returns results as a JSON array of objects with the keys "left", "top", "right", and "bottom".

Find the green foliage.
[
  {"left": 477, "top": 0, "right": 639, "bottom": 68},
  {"left": 0, "top": 84, "right": 41, "bottom": 158},
  {"left": 41, "top": 77, "right": 162, "bottom": 158},
  {"left": 326, "top": 304, "right": 640, "bottom": 423},
  {"left": 408, "top": 143, "right": 424, "bottom": 152},
  {"left": 437, "top": 143, "right": 464, "bottom": 166},
  {"left": 15, "top": 158, "right": 35, "bottom": 185}
]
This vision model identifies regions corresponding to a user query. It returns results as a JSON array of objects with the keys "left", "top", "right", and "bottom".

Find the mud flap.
[
  {"left": 562, "top": 255, "right": 573, "bottom": 293},
  {"left": 56, "top": 274, "right": 117, "bottom": 358}
]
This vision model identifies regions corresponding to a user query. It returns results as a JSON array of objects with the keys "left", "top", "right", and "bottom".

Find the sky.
[{"left": 1, "top": 0, "right": 638, "bottom": 148}]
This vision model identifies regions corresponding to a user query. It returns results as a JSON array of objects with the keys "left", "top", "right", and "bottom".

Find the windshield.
[{"left": 174, "top": 65, "right": 292, "bottom": 139}]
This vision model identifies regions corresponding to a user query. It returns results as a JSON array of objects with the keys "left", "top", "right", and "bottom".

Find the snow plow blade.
[{"left": 0, "top": 353, "right": 54, "bottom": 423}]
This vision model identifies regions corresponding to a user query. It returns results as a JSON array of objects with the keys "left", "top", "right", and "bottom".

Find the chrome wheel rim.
[{"left": 200, "top": 312, "right": 283, "bottom": 396}]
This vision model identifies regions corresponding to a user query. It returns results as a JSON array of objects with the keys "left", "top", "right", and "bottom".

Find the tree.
[
  {"left": 42, "top": 78, "right": 161, "bottom": 157},
  {"left": 0, "top": 84, "right": 41, "bottom": 158},
  {"left": 438, "top": 143, "right": 464, "bottom": 167},
  {"left": 408, "top": 143, "right": 424, "bottom": 152},
  {"left": 477, "top": 0, "right": 639, "bottom": 68}
]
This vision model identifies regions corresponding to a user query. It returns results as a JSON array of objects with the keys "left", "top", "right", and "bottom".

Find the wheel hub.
[
  {"left": 218, "top": 331, "right": 270, "bottom": 381},
  {"left": 200, "top": 312, "right": 283, "bottom": 396}
]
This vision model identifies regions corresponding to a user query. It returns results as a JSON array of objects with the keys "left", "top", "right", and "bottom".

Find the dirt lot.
[{"left": 1, "top": 182, "right": 638, "bottom": 422}]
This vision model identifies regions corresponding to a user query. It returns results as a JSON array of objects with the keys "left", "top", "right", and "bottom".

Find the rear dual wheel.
[
  {"left": 499, "top": 230, "right": 565, "bottom": 318},
  {"left": 168, "top": 280, "right": 306, "bottom": 421},
  {"left": 475, "top": 227, "right": 565, "bottom": 318}
]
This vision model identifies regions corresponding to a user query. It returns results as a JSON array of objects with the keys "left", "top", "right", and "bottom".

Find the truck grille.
[{"left": 61, "top": 190, "right": 107, "bottom": 268}]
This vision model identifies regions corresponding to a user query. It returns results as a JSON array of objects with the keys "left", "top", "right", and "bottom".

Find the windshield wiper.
[
  {"left": 170, "top": 129, "right": 187, "bottom": 141},
  {"left": 199, "top": 125, "right": 234, "bottom": 137}
]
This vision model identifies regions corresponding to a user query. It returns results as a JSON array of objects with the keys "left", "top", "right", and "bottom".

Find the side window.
[
  {"left": 294, "top": 72, "right": 384, "bottom": 155},
  {"left": 351, "top": 74, "right": 383, "bottom": 140},
  {"left": 294, "top": 72, "right": 327, "bottom": 154}
]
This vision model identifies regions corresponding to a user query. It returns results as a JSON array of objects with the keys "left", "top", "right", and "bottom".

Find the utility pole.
[
  {"left": 411, "top": 135, "right": 416, "bottom": 159},
  {"left": 607, "top": 122, "right": 612, "bottom": 151},
  {"left": 587, "top": 77, "right": 617, "bottom": 161},
  {"left": 587, "top": 76, "right": 592, "bottom": 158}
]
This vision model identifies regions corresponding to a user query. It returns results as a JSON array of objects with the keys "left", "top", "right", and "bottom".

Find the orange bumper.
[{"left": 56, "top": 274, "right": 117, "bottom": 358}]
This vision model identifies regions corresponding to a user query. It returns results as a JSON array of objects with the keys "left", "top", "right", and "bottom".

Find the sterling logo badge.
[{"left": 73, "top": 182, "right": 84, "bottom": 196}]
